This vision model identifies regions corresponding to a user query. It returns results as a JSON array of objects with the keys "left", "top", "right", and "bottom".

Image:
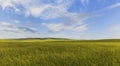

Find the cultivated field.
[{"left": 0, "top": 39, "right": 120, "bottom": 66}]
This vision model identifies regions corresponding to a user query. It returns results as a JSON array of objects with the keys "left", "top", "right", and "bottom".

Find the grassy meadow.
[{"left": 0, "top": 39, "right": 120, "bottom": 66}]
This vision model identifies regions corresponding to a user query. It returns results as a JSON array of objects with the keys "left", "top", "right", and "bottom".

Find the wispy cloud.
[
  {"left": 0, "top": 0, "right": 73, "bottom": 19},
  {"left": 0, "top": 22, "right": 38, "bottom": 33},
  {"left": 74, "top": 25, "right": 88, "bottom": 32},
  {"left": 105, "top": 3, "right": 120, "bottom": 10},
  {"left": 42, "top": 23, "right": 88, "bottom": 32},
  {"left": 95, "top": 2, "right": 120, "bottom": 13},
  {"left": 0, "top": 0, "right": 97, "bottom": 33},
  {"left": 0, "top": 0, "right": 119, "bottom": 39},
  {"left": 42, "top": 12, "right": 100, "bottom": 32}
]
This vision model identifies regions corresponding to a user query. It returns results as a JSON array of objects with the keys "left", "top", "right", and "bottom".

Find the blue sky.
[{"left": 0, "top": 0, "right": 120, "bottom": 39}]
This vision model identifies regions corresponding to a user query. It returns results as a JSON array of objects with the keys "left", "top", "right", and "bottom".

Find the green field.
[{"left": 0, "top": 40, "right": 120, "bottom": 66}]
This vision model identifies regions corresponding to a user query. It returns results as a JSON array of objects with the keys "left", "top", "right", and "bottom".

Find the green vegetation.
[{"left": 0, "top": 39, "right": 120, "bottom": 66}]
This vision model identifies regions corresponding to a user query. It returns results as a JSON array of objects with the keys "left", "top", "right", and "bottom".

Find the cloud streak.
[{"left": 0, "top": 22, "right": 38, "bottom": 34}]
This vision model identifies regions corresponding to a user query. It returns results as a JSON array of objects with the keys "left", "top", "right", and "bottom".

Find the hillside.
[{"left": 0, "top": 38, "right": 120, "bottom": 42}]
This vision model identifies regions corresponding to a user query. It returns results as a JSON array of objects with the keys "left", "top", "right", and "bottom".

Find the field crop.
[{"left": 0, "top": 40, "right": 120, "bottom": 66}]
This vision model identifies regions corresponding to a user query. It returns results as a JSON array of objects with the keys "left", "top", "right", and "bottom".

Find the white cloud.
[
  {"left": 0, "top": 31, "right": 40, "bottom": 39},
  {"left": 101, "top": 2, "right": 120, "bottom": 11},
  {"left": 74, "top": 25, "right": 88, "bottom": 32},
  {"left": 96, "top": 2, "right": 120, "bottom": 13},
  {"left": 0, "top": 21, "right": 38, "bottom": 33},
  {"left": 0, "top": 0, "right": 73, "bottom": 19},
  {"left": 0, "top": 0, "right": 119, "bottom": 19},
  {"left": 0, "top": 0, "right": 20, "bottom": 13},
  {"left": 41, "top": 11, "right": 100, "bottom": 32},
  {"left": 0, "top": 0, "right": 13, "bottom": 10},
  {"left": 42, "top": 23, "right": 64, "bottom": 32},
  {"left": 28, "top": 5, "right": 50, "bottom": 17},
  {"left": 1, "top": 22, "right": 12, "bottom": 27},
  {"left": 0, "top": 22, "right": 19, "bottom": 33},
  {"left": 104, "top": 3, "right": 120, "bottom": 10},
  {"left": 42, "top": 23, "right": 88, "bottom": 32},
  {"left": 0, "top": 0, "right": 99, "bottom": 26}
]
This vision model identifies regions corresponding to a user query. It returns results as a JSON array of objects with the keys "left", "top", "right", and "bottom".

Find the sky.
[{"left": 0, "top": 0, "right": 120, "bottom": 39}]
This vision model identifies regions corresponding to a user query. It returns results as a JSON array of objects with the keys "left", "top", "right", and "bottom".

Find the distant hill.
[
  {"left": 0, "top": 38, "right": 73, "bottom": 42},
  {"left": 0, "top": 38, "right": 120, "bottom": 42},
  {"left": 13, "top": 38, "right": 73, "bottom": 40},
  {"left": 75, "top": 39, "right": 120, "bottom": 42}
]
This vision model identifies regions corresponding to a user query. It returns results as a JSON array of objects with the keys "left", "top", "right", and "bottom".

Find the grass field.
[{"left": 0, "top": 39, "right": 120, "bottom": 66}]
